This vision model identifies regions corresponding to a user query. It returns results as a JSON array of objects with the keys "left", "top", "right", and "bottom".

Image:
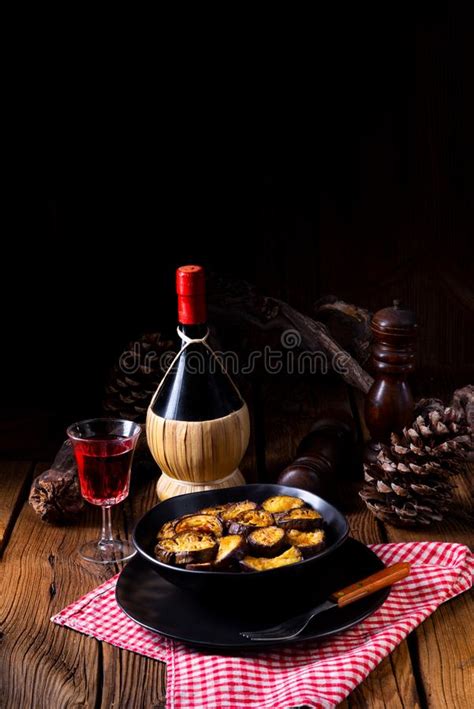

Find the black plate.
[
  {"left": 133, "top": 483, "right": 349, "bottom": 596},
  {"left": 116, "top": 538, "right": 389, "bottom": 650}
]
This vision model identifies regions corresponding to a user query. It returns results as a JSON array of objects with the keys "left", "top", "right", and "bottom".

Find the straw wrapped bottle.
[{"left": 147, "top": 265, "right": 250, "bottom": 500}]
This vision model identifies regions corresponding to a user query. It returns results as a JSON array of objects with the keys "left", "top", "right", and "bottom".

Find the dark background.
[{"left": 2, "top": 20, "right": 473, "bottom": 455}]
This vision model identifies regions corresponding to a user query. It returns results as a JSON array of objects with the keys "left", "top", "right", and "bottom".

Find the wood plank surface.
[
  {"left": 0, "top": 463, "right": 102, "bottom": 707},
  {"left": 0, "top": 461, "right": 33, "bottom": 555},
  {"left": 383, "top": 462, "right": 474, "bottom": 709},
  {"left": 341, "top": 642, "right": 422, "bottom": 709},
  {"left": 0, "top": 461, "right": 166, "bottom": 709},
  {"left": 413, "top": 591, "right": 473, "bottom": 709}
]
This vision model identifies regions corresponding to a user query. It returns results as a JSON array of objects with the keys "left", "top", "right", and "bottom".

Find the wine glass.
[{"left": 67, "top": 418, "right": 141, "bottom": 564}]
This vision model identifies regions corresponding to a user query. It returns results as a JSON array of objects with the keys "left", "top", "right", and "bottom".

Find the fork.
[{"left": 240, "top": 562, "right": 410, "bottom": 641}]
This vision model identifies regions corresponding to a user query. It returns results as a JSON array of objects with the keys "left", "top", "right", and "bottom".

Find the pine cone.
[
  {"left": 360, "top": 400, "right": 472, "bottom": 526},
  {"left": 451, "top": 385, "right": 474, "bottom": 459},
  {"left": 103, "top": 332, "right": 174, "bottom": 422}
]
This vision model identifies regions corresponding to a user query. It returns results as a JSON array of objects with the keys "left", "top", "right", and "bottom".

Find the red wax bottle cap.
[{"left": 176, "top": 265, "right": 207, "bottom": 324}]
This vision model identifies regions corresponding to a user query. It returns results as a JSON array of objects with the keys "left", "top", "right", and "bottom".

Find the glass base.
[{"left": 79, "top": 538, "right": 136, "bottom": 564}]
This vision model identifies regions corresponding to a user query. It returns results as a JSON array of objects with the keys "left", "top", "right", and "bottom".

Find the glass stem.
[{"left": 100, "top": 506, "right": 114, "bottom": 545}]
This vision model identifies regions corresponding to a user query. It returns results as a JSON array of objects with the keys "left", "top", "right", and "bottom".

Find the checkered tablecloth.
[{"left": 52, "top": 541, "right": 473, "bottom": 709}]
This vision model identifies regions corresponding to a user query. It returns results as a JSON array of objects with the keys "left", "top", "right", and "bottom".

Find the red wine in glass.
[
  {"left": 67, "top": 418, "right": 141, "bottom": 564},
  {"left": 74, "top": 435, "right": 135, "bottom": 505}
]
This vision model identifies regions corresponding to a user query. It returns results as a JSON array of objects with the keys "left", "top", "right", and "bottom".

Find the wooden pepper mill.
[
  {"left": 364, "top": 300, "right": 417, "bottom": 450},
  {"left": 277, "top": 418, "right": 353, "bottom": 504}
]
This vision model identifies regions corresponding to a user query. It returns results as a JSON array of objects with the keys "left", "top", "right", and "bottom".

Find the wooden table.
[{"left": 1, "top": 376, "right": 472, "bottom": 708}]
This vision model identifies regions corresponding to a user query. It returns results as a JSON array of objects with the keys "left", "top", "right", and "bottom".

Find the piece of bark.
[
  {"left": 208, "top": 276, "right": 374, "bottom": 393},
  {"left": 279, "top": 302, "right": 374, "bottom": 392},
  {"left": 313, "top": 295, "right": 372, "bottom": 365},
  {"left": 29, "top": 440, "right": 85, "bottom": 523}
]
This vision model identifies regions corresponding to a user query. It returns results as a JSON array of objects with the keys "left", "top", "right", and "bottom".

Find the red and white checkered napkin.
[{"left": 52, "top": 542, "right": 473, "bottom": 709}]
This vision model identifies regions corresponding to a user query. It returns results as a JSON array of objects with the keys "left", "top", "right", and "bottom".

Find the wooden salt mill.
[
  {"left": 364, "top": 300, "right": 417, "bottom": 447},
  {"left": 147, "top": 265, "right": 250, "bottom": 500},
  {"left": 277, "top": 418, "right": 353, "bottom": 504}
]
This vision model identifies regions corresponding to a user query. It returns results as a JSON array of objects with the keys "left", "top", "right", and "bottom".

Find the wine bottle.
[{"left": 147, "top": 265, "right": 250, "bottom": 500}]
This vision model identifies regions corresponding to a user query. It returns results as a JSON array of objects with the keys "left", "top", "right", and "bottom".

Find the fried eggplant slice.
[
  {"left": 261, "top": 495, "right": 305, "bottom": 514},
  {"left": 227, "top": 509, "right": 274, "bottom": 535},
  {"left": 155, "top": 532, "right": 217, "bottom": 566},
  {"left": 157, "top": 520, "right": 176, "bottom": 540},
  {"left": 174, "top": 513, "right": 224, "bottom": 537},
  {"left": 185, "top": 562, "right": 214, "bottom": 571},
  {"left": 247, "top": 525, "right": 286, "bottom": 557},
  {"left": 275, "top": 507, "right": 323, "bottom": 531},
  {"left": 220, "top": 500, "right": 258, "bottom": 523},
  {"left": 286, "top": 528, "right": 326, "bottom": 557},
  {"left": 154, "top": 539, "right": 176, "bottom": 565},
  {"left": 200, "top": 503, "right": 231, "bottom": 516},
  {"left": 240, "top": 545, "right": 303, "bottom": 572},
  {"left": 213, "top": 534, "right": 246, "bottom": 568}
]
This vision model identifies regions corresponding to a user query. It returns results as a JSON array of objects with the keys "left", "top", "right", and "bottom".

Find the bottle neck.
[{"left": 178, "top": 322, "right": 208, "bottom": 340}]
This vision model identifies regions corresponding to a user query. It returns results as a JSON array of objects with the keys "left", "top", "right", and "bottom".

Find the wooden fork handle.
[{"left": 329, "top": 562, "right": 410, "bottom": 607}]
